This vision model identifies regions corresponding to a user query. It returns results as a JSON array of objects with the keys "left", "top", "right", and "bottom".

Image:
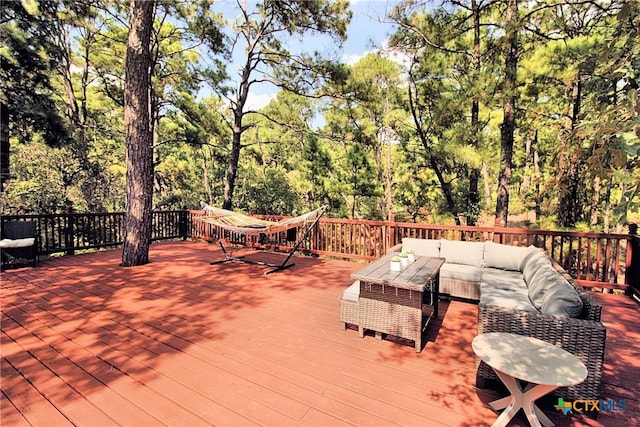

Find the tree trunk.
[
  {"left": 407, "top": 75, "right": 460, "bottom": 225},
  {"left": 61, "top": 31, "right": 94, "bottom": 206},
  {"left": 521, "top": 132, "right": 533, "bottom": 195},
  {"left": 121, "top": 0, "right": 156, "bottom": 267},
  {"left": 223, "top": 44, "right": 252, "bottom": 210},
  {"left": 482, "top": 161, "right": 492, "bottom": 208},
  {"left": 604, "top": 181, "right": 613, "bottom": 233},
  {"left": 0, "top": 103, "right": 9, "bottom": 192},
  {"left": 385, "top": 136, "right": 393, "bottom": 221},
  {"left": 466, "top": 0, "right": 482, "bottom": 226},
  {"left": 534, "top": 148, "right": 542, "bottom": 222},
  {"left": 590, "top": 175, "right": 601, "bottom": 226},
  {"left": 202, "top": 152, "right": 212, "bottom": 205},
  {"left": 557, "top": 79, "right": 584, "bottom": 227},
  {"left": 223, "top": 126, "right": 242, "bottom": 210},
  {"left": 495, "top": 0, "right": 518, "bottom": 227}
]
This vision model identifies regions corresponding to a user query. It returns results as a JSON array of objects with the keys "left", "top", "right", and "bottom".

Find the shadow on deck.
[{"left": 1, "top": 241, "right": 637, "bottom": 426}]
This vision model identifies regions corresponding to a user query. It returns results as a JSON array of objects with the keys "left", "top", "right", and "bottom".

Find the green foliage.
[
  {"left": 235, "top": 165, "right": 301, "bottom": 215},
  {"left": 393, "top": 147, "right": 441, "bottom": 222},
  {"left": 386, "top": 2, "right": 503, "bottom": 225},
  {"left": 1, "top": 0, "right": 637, "bottom": 233},
  {"left": 297, "top": 134, "right": 332, "bottom": 205},
  {"left": 1, "top": 139, "right": 81, "bottom": 213},
  {"left": 322, "top": 52, "right": 406, "bottom": 219},
  {"left": 0, "top": 0, "right": 71, "bottom": 145},
  {"left": 199, "top": 0, "right": 352, "bottom": 208},
  {"left": 585, "top": 1, "right": 640, "bottom": 225}
]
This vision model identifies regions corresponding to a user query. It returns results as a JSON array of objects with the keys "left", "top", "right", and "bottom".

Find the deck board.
[{"left": 1, "top": 241, "right": 638, "bottom": 426}]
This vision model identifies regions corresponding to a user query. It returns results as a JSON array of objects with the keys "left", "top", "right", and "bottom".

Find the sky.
[
  {"left": 341, "top": 0, "right": 400, "bottom": 65},
  {"left": 230, "top": 0, "right": 402, "bottom": 111}
]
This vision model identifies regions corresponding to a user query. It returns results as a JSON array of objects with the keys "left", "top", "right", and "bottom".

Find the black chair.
[{"left": 1, "top": 221, "right": 38, "bottom": 269}]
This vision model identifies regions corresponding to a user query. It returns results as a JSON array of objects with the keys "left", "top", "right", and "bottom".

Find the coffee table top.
[
  {"left": 351, "top": 252, "right": 445, "bottom": 292},
  {"left": 472, "top": 332, "right": 588, "bottom": 387}
]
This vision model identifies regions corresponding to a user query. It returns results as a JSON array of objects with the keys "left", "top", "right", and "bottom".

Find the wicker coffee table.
[{"left": 351, "top": 253, "right": 445, "bottom": 352}]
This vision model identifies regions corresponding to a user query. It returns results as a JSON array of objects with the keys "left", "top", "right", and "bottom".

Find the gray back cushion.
[
  {"left": 439, "top": 239, "right": 485, "bottom": 267},
  {"left": 484, "top": 242, "right": 537, "bottom": 271},
  {"left": 527, "top": 263, "right": 584, "bottom": 318},
  {"left": 528, "top": 264, "right": 568, "bottom": 309},
  {"left": 402, "top": 238, "right": 441, "bottom": 258},
  {"left": 521, "top": 249, "right": 551, "bottom": 284},
  {"left": 540, "top": 281, "right": 584, "bottom": 318}
]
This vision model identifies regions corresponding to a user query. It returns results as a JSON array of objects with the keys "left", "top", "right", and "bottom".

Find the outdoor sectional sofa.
[
  {"left": 396, "top": 237, "right": 606, "bottom": 402},
  {"left": 340, "top": 237, "right": 606, "bottom": 402}
]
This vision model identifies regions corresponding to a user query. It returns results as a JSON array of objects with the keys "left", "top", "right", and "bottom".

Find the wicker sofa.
[{"left": 395, "top": 237, "right": 606, "bottom": 402}]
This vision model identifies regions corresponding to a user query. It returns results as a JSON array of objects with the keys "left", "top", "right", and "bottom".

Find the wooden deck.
[{"left": 1, "top": 241, "right": 638, "bottom": 426}]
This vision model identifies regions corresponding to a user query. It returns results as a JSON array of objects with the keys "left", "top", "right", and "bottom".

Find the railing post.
[
  {"left": 312, "top": 217, "right": 320, "bottom": 253},
  {"left": 180, "top": 207, "right": 188, "bottom": 240},
  {"left": 389, "top": 214, "right": 396, "bottom": 251},
  {"left": 65, "top": 204, "right": 75, "bottom": 256},
  {"left": 625, "top": 223, "right": 639, "bottom": 298},
  {"left": 493, "top": 218, "right": 502, "bottom": 243}
]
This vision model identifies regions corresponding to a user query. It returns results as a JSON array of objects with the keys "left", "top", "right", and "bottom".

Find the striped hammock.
[{"left": 198, "top": 202, "right": 327, "bottom": 236}]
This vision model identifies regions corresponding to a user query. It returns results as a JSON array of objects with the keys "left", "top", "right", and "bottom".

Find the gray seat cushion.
[
  {"left": 480, "top": 282, "right": 538, "bottom": 311},
  {"left": 342, "top": 280, "right": 360, "bottom": 303},
  {"left": 440, "top": 263, "right": 483, "bottom": 283},
  {"left": 482, "top": 268, "right": 526, "bottom": 291}
]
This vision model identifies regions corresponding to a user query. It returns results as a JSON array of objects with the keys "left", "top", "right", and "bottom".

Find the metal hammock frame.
[{"left": 198, "top": 202, "right": 328, "bottom": 274}]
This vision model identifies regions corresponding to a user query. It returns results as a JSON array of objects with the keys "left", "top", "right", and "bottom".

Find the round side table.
[{"left": 472, "top": 332, "right": 587, "bottom": 427}]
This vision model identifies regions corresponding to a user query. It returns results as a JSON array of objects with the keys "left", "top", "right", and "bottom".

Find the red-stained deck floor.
[{"left": 1, "top": 241, "right": 638, "bottom": 426}]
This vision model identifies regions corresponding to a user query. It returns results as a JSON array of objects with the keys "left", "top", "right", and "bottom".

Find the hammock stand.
[{"left": 198, "top": 203, "right": 328, "bottom": 275}]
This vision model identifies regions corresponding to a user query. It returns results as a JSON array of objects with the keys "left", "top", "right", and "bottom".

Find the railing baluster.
[
  {"left": 611, "top": 239, "right": 618, "bottom": 285},
  {"left": 602, "top": 238, "right": 609, "bottom": 285}
]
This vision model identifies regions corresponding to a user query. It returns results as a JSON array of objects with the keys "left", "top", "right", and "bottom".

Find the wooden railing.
[
  {"left": 1, "top": 210, "right": 187, "bottom": 256},
  {"left": 189, "top": 211, "right": 638, "bottom": 297},
  {"left": 2, "top": 209, "right": 638, "bottom": 299}
]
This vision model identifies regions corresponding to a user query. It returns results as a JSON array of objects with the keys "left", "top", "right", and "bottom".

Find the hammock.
[{"left": 198, "top": 202, "right": 328, "bottom": 274}]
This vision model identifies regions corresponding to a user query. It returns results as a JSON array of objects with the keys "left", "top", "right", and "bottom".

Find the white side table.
[{"left": 472, "top": 332, "right": 587, "bottom": 427}]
